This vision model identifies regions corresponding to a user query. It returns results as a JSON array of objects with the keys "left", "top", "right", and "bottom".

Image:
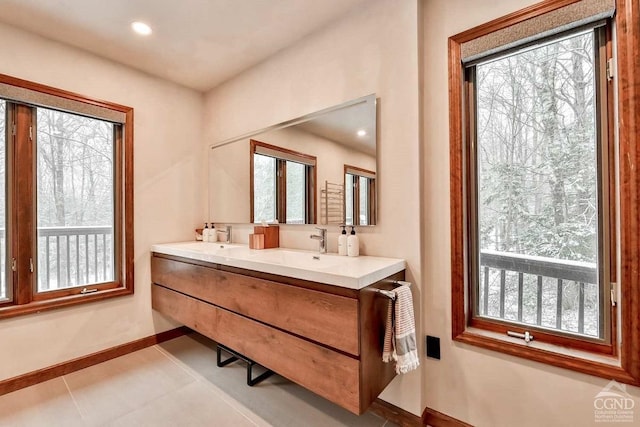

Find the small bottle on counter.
[
  {"left": 338, "top": 225, "right": 348, "bottom": 256},
  {"left": 347, "top": 226, "right": 359, "bottom": 257},
  {"left": 202, "top": 223, "right": 210, "bottom": 242},
  {"left": 209, "top": 223, "right": 217, "bottom": 242}
]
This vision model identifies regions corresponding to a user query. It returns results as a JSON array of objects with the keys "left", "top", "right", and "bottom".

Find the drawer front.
[
  {"left": 152, "top": 285, "right": 361, "bottom": 414},
  {"left": 152, "top": 256, "right": 359, "bottom": 356}
]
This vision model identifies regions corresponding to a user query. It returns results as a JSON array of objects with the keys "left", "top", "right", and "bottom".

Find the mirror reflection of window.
[
  {"left": 286, "top": 161, "right": 306, "bottom": 224},
  {"left": 358, "top": 176, "right": 370, "bottom": 226},
  {"left": 345, "top": 174, "right": 355, "bottom": 225},
  {"left": 344, "top": 165, "right": 376, "bottom": 226},
  {"left": 253, "top": 154, "right": 277, "bottom": 223},
  {"left": 250, "top": 140, "right": 316, "bottom": 224}
]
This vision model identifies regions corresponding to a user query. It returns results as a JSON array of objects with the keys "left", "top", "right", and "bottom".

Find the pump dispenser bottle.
[
  {"left": 209, "top": 223, "right": 217, "bottom": 242},
  {"left": 203, "top": 223, "right": 210, "bottom": 242},
  {"left": 338, "top": 225, "right": 348, "bottom": 256},
  {"left": 347, "top": 226, "right": 359, "bottom": 257}
]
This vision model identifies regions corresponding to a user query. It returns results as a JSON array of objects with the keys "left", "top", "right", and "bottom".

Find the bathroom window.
[
  {"left": 344, "top": 165, "right": 375, "bottom": 226},
  {"left": 250, "top": 140, "right": 316, "bottom": 224},
  {"left": 447, "top": 0, "right": 640, "bottom": 385},
  {"left": 468, "top": 26, "right": 612, "bottom": 346},
  {"left": 0, "top": 74, "right": 133, "bottom": 318}
]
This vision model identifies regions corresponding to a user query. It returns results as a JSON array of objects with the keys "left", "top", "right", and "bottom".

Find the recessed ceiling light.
[
  {"left": 131, "top": 21, "right": 152, "bottom": 36},
  {"left": 357, "top": 130, "right": 367, "bottom": 137}
]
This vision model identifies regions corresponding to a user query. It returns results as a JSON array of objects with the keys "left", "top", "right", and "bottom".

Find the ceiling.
[
  {"left": 0, "top": 0, "right": 368, "bottom": 91},
  {"left": 297, "top": 99, "right": 376, "bottom": 156}
]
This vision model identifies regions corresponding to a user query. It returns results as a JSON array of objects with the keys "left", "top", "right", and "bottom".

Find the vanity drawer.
[
  {"left": 152, "top": 285, "right": 361, "bottom": 414},
  {"left": 152, "top": 256, "right": 360, "bottom": 356}
]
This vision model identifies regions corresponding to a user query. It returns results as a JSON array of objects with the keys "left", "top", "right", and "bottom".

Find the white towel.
[{"left": 382, "top": 286, "right": 419, "bottom": 374}]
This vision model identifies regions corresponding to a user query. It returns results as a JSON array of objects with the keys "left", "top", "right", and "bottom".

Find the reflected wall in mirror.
[{"left": 208, "top": 94, "right": 377, "bottom": 225}]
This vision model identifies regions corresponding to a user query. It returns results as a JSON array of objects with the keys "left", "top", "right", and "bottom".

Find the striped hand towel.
[{"left": 382, "top": 286, "right": 419, "bottom": 374}]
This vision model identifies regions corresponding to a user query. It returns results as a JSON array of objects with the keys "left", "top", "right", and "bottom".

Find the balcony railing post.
[
  {"left": 517, "top": 272, "right": 524, "bottom": 322},
  {"left": 45, "top": 236, "right": 50, "bottom": 290},
  {"left": 499, "top": 270, "right": 506, "bottom": 318},
  {"left": 536, "top": 276, "right": 543, "bottom": 325},
  {"left": 483, "top": 266, "right": 489, "bottom": 315},
  {"left": 578, "top": 282, "right": 585, "bottom": 334},
  {"left": 66, "top": 236, "right": 70, "bottom": 286},
  {"left": 75, "top": 236, "right": 80, "bottom": 287},
  {"left": 556, "top": 279, "right": 563, "bottom": 330}
]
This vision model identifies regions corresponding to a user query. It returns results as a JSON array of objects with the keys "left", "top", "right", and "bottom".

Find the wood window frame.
[
  {"left": 448, "top": 0, "right": 640, "bottom": 385},
  {"left": 0, "top": 74, "right": 134, "bottom": 320},
  {"left": 249, "top": 139, "right": 316, "bottom": 224},
  {"left": 344, "top": 164, "right": 377, "bottom": 226}
]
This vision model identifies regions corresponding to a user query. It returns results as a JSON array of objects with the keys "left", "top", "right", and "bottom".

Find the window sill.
[
  {"left": 0, "top": 287, "right": 133, "bottom": 320},
  {"left": 454, "top": 328, "right": 638, "bottom": 386}
]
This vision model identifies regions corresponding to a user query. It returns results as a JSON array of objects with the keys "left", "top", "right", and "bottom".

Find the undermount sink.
[
  {"left": 163, "top": 241, "right": 245, "bottom": 252},
  {"left": 244, "top": 249, "right": 343, "bottom": 270},
  {"left": 151, "top": 241, "right": 405, "bottom": 289}
]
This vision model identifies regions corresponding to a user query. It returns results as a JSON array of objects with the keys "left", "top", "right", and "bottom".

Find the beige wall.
[
  {"left": 0, "top": 22, "right": 204, "bottom": 380},
  {"left": 421, "top": 1, "right": 640, "bottom": 426},
  {"left": 203, "top": 0, "right": 422, "bottom": 415}
]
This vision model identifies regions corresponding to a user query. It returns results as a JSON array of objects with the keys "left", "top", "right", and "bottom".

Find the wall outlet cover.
[{"left": 426, "top": 335, "right": 441, "bottom": 360}]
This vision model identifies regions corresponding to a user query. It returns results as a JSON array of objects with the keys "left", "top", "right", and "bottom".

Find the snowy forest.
[
  {"left": 0, "top": 102, "right": 115, "bottom": 298},
  {"left": 475, "top": 30, "right": 602, "bottom": 337}
]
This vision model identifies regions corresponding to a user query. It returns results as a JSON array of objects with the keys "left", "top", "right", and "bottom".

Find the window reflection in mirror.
[
  {"left": 344, "top": 165, "right": 376, "bottom": 226},
  {"left": 251, "top": 140, "right": 316, "bottom": 224},
  {"left": 253, "top": 154, "right": 276, "bottom": 223}
]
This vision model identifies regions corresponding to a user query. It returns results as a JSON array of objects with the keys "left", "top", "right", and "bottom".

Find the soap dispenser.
[
  {"left": 209, "top": 223, "right": 217, "bottom": 242},
  {"left": 203, "top": 223, "right": 210, "bottom": 242},
  {"left": 338, "top": 225, "right": 348, "bottom": 256},
  {"left": 347, "top": 226, "right": 359, "bottom": 257}
]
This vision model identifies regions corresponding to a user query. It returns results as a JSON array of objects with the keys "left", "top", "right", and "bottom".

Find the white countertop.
[{"left": 151, "top": 241, "right": 406, "bottom": 290}]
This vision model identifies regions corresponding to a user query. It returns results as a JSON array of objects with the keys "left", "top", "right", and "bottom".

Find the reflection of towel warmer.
[{"left": 320, "top": 181, "right": 344, "bottom": 225}]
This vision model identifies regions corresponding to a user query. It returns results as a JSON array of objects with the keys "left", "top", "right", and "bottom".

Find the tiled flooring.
[{"left": 0, "top": 332, "right": 399, "bottom": 426}]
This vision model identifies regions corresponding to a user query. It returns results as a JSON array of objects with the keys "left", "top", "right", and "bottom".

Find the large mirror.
[{"left": 208, "top": 94, "right": 377, "bottom": 225}]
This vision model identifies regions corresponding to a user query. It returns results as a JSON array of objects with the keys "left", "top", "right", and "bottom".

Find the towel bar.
[{"left": 375, "top": 280, "right": 411, "bottom": 300}]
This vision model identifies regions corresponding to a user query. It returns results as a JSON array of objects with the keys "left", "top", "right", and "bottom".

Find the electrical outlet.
[{"left": 426, "top": 335, "right": 440, "bottom": 360}]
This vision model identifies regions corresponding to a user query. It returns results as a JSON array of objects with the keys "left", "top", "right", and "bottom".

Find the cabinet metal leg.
[
  {"left": 246, "top": 361, "right": 274, "bottom": 386},
  {"left": 216, "top": 345, "right": 239, "bottom": 367},
  {"left": 216, "top": 344, "right": 274, "bottom": 386}
]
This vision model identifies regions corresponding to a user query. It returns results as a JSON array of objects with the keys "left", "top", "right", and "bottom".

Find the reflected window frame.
[
  {"left": 250, "top": 139, "right": 316, "bottom": 224},
  {"left": 344, "top": 164, "right": 376, "bottom": 226}
]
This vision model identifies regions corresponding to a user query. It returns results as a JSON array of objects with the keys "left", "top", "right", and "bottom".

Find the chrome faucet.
[
  {"left": 217, "top": 225, "right": 232, "bottom": 244},
  {"left": 310, "top": 227, "right": 327, "bottom": 254}
]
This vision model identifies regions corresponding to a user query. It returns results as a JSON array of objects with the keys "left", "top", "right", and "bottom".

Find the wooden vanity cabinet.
[{"left": 151, "top": 253, "right": 402, "bottom": 415}]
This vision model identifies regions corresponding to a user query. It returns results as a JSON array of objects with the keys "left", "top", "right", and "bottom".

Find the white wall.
[
  {"left": 203, "top": 0, "right": 422, "bottom": 415},
  {"left": 0, "top": 22, "right": 204, "bottom": 380},
  {"left": 421, "top": 1, "right": 640, "bottom": 426}
]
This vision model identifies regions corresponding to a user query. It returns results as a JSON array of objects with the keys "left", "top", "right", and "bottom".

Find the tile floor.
[{"left": 0, "top": 332, "right": 400, "bottom": 426}]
